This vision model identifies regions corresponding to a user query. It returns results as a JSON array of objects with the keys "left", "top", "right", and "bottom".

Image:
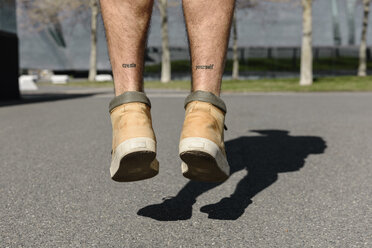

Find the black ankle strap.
[
  {"left": 109, "top": 91, "right": 151, "bottom": 112},
  {"left": 184, "top": 91, "right": 227, "bottom": 113}
]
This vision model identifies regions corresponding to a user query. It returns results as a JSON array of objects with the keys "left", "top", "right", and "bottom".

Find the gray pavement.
[{"left": 1, "top": 87, "right": 371, "bottom": 247}]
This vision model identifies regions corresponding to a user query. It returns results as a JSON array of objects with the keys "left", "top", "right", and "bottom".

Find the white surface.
[
  {"left": 19, "top": 75, "right": 38, "bottom": 91},
  {"left": 19, "top": 75, "right": 37, "bottom": 81},
  {"left": 95, "top": 74, "right": 113, "bottom": 82},
  {"left": 110, "top": 137, "right": 156, "bottom": 177},
  {"left": 179, "top": 137, "right": 230, "bottom": 176},
  {"left": 51, "top": 75, "right": 69, "bottom": 84}
]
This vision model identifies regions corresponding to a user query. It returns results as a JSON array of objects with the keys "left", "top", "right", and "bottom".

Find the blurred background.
[{"left": 1, "top": 0, "right": 372, "bottom": 99}]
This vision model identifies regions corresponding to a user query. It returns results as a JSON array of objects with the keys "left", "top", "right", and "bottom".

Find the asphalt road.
[{"left": 1, "top": 88, "right": 371, "bottom": 247}]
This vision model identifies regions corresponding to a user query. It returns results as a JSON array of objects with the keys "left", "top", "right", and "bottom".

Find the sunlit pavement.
[{"left": 1, "top": 87, "right": 371, "bottom": 247}]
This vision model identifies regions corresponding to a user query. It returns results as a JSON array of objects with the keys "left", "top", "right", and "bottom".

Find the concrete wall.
[{"left": 0, "top": 0, "right": 17, "bottom": 33}]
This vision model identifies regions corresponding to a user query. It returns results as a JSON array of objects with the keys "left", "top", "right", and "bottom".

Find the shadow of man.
[{"left": 138, "top": 130, "right": 327, "bottom": 221}]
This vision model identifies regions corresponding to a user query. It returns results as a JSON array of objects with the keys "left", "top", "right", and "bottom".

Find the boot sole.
[
  {"left": 179, "top": 137, "right": 229, "bottom": 182},
  {"left": 110, "top": 137, "right": 158, "bottom": 182}
]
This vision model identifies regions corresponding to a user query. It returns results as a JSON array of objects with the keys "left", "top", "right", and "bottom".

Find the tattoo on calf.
[
  {"left": 196, "top": 64, "right": 214, "bottom": 70},
  {"left": 122, "top": 63, "right": 136, "bottom": 68}
]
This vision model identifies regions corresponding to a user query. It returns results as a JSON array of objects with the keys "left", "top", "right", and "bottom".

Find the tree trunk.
[
  {"left": 358, "top": 0, "right": 371, "bottom": 77},
  {"left": 159, "top": 0, "right": 171, "bottom": 83},
  {"left": 232, "top": 13, "right": 239, "bottom": 80},
  {"left": 300, "top": 0, "right": 313, "bottom": 86},
  {"left": 331, "top": 0, "right": 342, "bottom": 46},
  {"left": 88, "top": 0, "right": 98, "bottom": 82},
  {"left": 347, "top": 0, "right": 357, "bottom": 45}
]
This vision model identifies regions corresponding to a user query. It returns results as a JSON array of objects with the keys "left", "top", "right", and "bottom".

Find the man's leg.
[
  {"left": 183, "top": 0, "right": 235, "bottom": 96},
  {"left": 100, "top": 0, "right": 154, "bottom": 95},
  {"left": 101, "top": 1, "right": 158, "bottom": 182},
  {"left": 179, "top": 0, "right": 235, "bottom": 182}
]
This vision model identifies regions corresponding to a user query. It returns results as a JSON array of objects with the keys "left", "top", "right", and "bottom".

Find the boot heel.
[
  {"left": 111, "top": 137, "right": 158, "bottom": 182},
  {"left": 179, "top": 137, "right": 229, "bottom": 182}
]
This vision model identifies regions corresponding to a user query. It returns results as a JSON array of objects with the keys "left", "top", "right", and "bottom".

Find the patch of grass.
[
  {"left": 47, "top": 75, "right": 372, "bottom": 92},
  {"left": 144, "top": 58, "right": 372, "bottom": 73},
  {"left": 42, "top": 81, "right": 114, "bottom": 88},
  {"left": 220, "top": 76, "right": 372, "bottom": 92}
]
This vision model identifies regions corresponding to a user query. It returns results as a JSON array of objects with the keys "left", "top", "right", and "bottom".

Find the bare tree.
[
  {"left": 332, "top": 0, "right": 342, "bottom": 46},
  {"left": 154, "top": 0, "right": 180, "bottom": 83},
  {"left": 358, "top": 0, "right": 371, "bottom": 76},
  {"left": 300, "top": 0, "right": 313, "bottom": 85},
  {"left": 262, "top": 0, "right": 312, "bottom": 85},
  {"left": 158, "top": 0, "right": 171, "bottom": 83},
  {"left": 232, "top": 13, "right": 239, "bottom": 80},
  {"left": 347, "top": 0, "right": 358, "bottom": 45},
  {"left": 232, "top": 0, "right": 257, "bottom": 80},
  {"left": 88, "top": 0, "right": 99, "bottom": 81}
]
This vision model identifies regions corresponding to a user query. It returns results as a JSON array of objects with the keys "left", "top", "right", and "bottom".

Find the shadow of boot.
[
  {"left": 138, "top": 181, "right": 220, "bottom": 221},
  {"left": 138, "top": 130, "right": 327, "bottom": 221},
  {"left": 200, "top": 197, "right": 252, "bottom": 220},
  {"left": 199, "top": 130, "right": 326, "bottom": 220},
  {"left": 137, "top": 196, "right": 195, "bottom": 221}
]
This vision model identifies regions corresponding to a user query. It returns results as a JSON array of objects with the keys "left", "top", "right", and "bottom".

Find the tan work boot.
[
  {"left": 179, "top": 91, "right": 229, "bottom": 182},
  {"left": 109, "top": 91, "right": 159, "bottom": 182}
]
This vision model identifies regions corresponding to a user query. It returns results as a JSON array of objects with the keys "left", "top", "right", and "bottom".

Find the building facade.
[{"left": 18, "top": 0, "right": 372, "bottom": 72}]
